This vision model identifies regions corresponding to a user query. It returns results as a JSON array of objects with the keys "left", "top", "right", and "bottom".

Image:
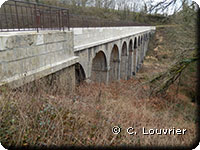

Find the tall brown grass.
[{"left": 0, "top": 76, "right": 197, "bottom": 148}]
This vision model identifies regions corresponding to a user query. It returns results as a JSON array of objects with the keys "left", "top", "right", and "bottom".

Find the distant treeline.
[{"left": 20, "top": 0, "right": 169, "bottom": 25}]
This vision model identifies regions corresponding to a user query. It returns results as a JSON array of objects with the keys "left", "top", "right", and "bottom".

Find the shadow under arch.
[
  {"left": 75, "top": 63, "right": 86, "bottom": 85},
  {"left": 120, "top": 41, "right": 128, "bottom": 80},
  {"left": 137, "top": 36, "right": 141, "bottom": 71},
  {"left": 91, "top": 51, "right": 108, "bottom": 83},
  {"left": 128, "top": 39, "right": 133, "bottom": 79},
  {"left": 133, "top": 37, "right": 138, "bottom": 74},
  {"left": 109, "top": 44, "right": 119, "bottom": 82}
]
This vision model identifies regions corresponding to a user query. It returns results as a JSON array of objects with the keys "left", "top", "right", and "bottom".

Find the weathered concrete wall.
[
  {"left": 73, "top": 26, "right": 155, "bottom": 51},
  {"left": 0, "top": 31, "right": 78, "bottom": 88},
  {"left": 0, "top": 26, "right": 155, "bottom": 87},
  {"left": 41, "top": 64, "right": 76, "bottom": 94}
]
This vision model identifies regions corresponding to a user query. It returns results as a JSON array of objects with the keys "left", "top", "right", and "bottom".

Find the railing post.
[
  {"left": 67, "top": 9, "right": 70, "bottom": 31},
  {"left": 50, "top": 7, "right": 52, "bottom": 29},
  {"left": 3, "top": 4, "right": 9, "bottom": 31},
  {"left": 58, "top": 10, "right": 61, "bottom": 31},
  {"left": 34, "top": 4, "right": 38, "bottom": 32},
  {"left": 61, "top": 10, "right": 64, "bottom": 31},
  {"left": 15, "top": 1, "right": 20, "bottom": 31}
]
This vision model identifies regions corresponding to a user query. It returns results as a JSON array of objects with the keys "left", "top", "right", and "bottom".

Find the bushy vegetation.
[{"left": 0, "top": 78, "right": 197, "bottom": 148}]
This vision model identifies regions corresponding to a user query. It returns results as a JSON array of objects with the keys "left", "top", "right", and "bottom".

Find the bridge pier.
[{"left": 109, "top": 44, "right": 120, "bottom": 82}]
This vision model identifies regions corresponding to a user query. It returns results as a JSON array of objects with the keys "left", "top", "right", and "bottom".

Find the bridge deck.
[{"left": 73, "top": 26, "right": 155, "bottom": 51}]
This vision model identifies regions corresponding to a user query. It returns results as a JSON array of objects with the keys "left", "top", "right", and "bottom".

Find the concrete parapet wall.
[
  {"left": 73, "top": 26, "right": 155, "bottom": 51},
  {"left": 0, "top": 31, "right": 78, "bottom": 87}
]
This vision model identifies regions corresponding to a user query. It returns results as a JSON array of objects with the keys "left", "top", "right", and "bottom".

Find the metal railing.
[
  {"left": 0, "top": 0, "right": 70, "bottom": 32},
  {"left": 0, "top": 0, "right": 150, "bottom": 32}
]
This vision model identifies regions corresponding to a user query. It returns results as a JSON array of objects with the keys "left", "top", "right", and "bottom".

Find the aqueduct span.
[{"left": 0, "top": 26, "right": 155, "bottom": 91}]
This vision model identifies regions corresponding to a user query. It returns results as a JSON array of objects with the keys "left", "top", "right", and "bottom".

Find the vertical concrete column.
[
  {"left": 140, "top": 43, "right": 143, "bottom": 63},
  {"left": 106, "top": 66, "right": 110, "bottom": 83},
  {"left": 138, "top": 45, "right": 142, "bottom": 70},
  {"left": 118, "top": 59, "right": 121, "bottom": 80},
  {"left": 133, "top": 49, "right": 137, "bottom": 74},
  {"left": 145, "top": 39, "right": 149, "bottom": 56},
  {"left": 120, "top": 55, "right": 128, "bottom": 80},
  {"left": 109, "top": 45, "right": 120, "bottom": 82},
  {"left": 128, "top": 50, "right": 133, "bottom": 79},
  {"left": 136, "top": 47, "right": 139, "bottom": 72},
  {"left": 142, "top": 41, "right": 145, "bottom": 62},
  {"left": 144, "top": 40, "right": 148, "bottom": 57},
  {"left": 126, "top": 55, "right": 129, "bottom": 79}
]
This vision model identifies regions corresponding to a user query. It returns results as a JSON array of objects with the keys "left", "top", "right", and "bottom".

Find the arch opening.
[
  {"left": 109, "top": 45, "right": 119, "bottom": 82},
  {"left": 91, "top": 51, "right": 108, "bottom": 83},
  {"left": 138, "top": 36, "right": 141, "bottom": 47},
  {"left": 133, "top": 37, "right": 138, "bottom": 74},
  {"left": 75, "top": 63, "right": 86, "bottom": 85}
]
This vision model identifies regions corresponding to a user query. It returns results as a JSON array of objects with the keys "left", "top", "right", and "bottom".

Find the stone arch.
[
  {"left": 134, "top": 37, "right": 137, "bottom": 49},
  {"left": 120, "top": 41, "right": 128, "bottom": 80},
  {"left": 109, "top": 44, "right": 120, "bottom": 82},
  {"left": 138, "top": 36, "right": 141, "bottom": 47},
  {"left": 91, "top": 51, "right": 108, "bottom": 83},
  {"left": 75, "top": 63, "right": 86, "bottom": 85},
  {"left": 128, "top": 39, "right": 133, "bottom": 79}
]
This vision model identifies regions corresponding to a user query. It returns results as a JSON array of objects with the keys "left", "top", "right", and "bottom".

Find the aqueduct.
[
  {"left": 0, "top": 0, "right": 156, "bottom": 91},
  {"left": 73, "top": 27, "right": 154, "bottom": 84},
  {"left": 0, "top": 27, "right": 155, "bottom": 89},
  {"left": 0, "top": 0, "right": 156, "bottom": 90}
]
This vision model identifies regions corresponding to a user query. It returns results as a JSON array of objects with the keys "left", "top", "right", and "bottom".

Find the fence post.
[
  {"left": 15, "top": 1, "right": 20, "bottom": 31},
  {"left": 67, "top": 9, "right": 70, "bottom": 31},
  {"left": 34, "top": 4, "right": 39, "bottom": 32},
  {"left": 58, "top": 10, "right": 61, "bottom": 31},
  {"left": 62, "top": 10, "right": 64, "bottom": 31}
]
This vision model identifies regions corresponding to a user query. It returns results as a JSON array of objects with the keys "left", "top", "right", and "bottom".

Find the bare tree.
[{"left": 149, "top": 1, "right": 198, "bottom": 98}]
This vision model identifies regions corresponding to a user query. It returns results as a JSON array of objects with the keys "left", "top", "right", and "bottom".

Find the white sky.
[{"left": 143, "top": 0, "right": 197, "bottom": 14}]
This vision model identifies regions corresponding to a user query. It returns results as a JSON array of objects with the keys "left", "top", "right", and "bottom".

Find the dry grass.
[{"left": 0, "top": 76, "right": 197, "bottom": 148}]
